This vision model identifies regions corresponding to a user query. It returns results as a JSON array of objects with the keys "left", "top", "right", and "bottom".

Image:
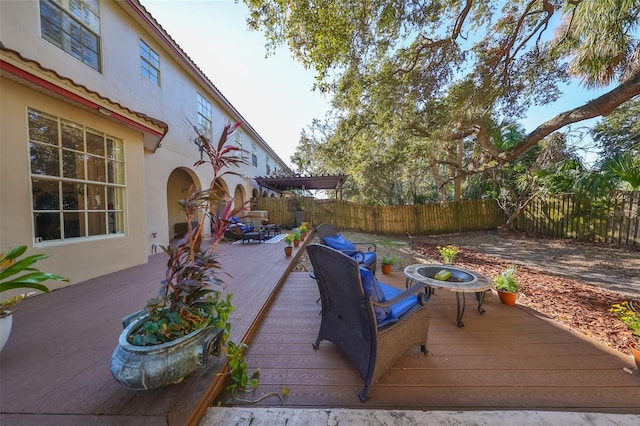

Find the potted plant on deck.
[
  {"left": 380, "top": 255, "right": 398, "bottom": 275},
  {"left": 283, "top": 234, "right": 293, "bottom": 257},
  {"left": 292, "top": 230, "right": 301, "bottom": 248},
  {"left": 110, "top": 123, "right": 248, "bottom": 390},
  {"left": 1, "top": 246, "right": 68, "bottom": 352},
  {"left": 492, "top": 265, "right": 521, "bottom": 306},
  {"left": 298, "top": 222, "right": 309, "bottom": 240}
]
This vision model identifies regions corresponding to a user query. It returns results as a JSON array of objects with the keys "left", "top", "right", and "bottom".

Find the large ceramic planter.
[
  {"left": 630, "top": 342, "right": 640, "bottom": 369},
  {"left": 0, "top": 312, "right": 13, "bottom": 352},
  {"left": 497, "top": 290, "right": 517, "bottom": 306},
  {"left": 110, "top": 312, "right": 224, "bottom": 390}
]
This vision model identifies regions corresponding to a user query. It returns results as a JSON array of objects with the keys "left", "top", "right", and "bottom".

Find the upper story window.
[
  {"left": 140, "top": 39, "right": 160, "bottom": 85},
  {"left": 266, "top": 155, "right": 271, "bottom": 175},
  {"left": 197, "top": 93, "right": 212, "bottom": 140},
  {"left": 251, "top": 143, "right": 258, "bottom": 167},
  {"left": 28, "top": 108, "right": 126, "bottom": 244},
  {"left": 40, "top": 0, "right": 101, "bottom": 71},
  {"left": 234, "top": 130, "right": 243, "bottom": 158}
]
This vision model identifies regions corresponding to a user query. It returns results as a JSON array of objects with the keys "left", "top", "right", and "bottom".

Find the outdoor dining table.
[{"left": 404, "top": 264, "right": 491, "bottom": 328}]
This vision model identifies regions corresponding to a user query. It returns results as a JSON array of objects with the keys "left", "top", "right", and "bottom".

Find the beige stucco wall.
[
  {"left": 0, "top": 79, "right": 148, "bottom": 288},
  {"left": 0, "top": 0, "right": 288, "bottom": 288}
]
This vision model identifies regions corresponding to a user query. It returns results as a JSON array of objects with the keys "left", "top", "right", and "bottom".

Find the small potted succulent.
[
  {"left": 292, "top": 230, "right": 301, "bottom": 248},
  {"left": 492, "top": 265, "right": 521, "bottom": 306},
  {"left": 380, "top": 255, "right": 397, "bottom": 275},
  {"left": 283, "top": 234, "right": 294, "bottom": 257},
  {"left": 298, "top": 222, "right": 309, "bottom": 240}
]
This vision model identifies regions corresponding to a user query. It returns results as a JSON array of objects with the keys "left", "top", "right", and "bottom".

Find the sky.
[
  {"left": 140, "top": 0, "right": 612, "bottom": 168},
  {"left": 140, "top": 0, "right": 331, "bottom": 168}
]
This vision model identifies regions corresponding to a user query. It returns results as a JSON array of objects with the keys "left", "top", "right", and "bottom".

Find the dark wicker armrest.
[
  {"left": 371, "top": 281, "right": 430, "bottom": 308},
  {"left": 347, "top": 250, "right": 367, "bottom": 263},
  {"left": 352, "top": 242, "right": 377, "bottom": 253}
]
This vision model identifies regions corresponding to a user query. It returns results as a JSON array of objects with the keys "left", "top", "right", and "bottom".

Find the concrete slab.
[{"left": 201, "top": 407, "right": 640, "bottom": 425}]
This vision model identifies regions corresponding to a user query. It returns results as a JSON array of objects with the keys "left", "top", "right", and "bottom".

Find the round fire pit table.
[{"left": 404, "top": 264, "right": 491, "bottom": 328}]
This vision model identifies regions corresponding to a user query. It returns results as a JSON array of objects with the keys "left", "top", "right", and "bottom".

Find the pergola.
[{"left": 254, "top": 174, "right": 349, "bottom": 199}]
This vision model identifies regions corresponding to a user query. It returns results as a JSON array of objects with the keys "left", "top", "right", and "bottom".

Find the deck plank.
[
  {"left": 2, "top": 239, "right": 640, "bottom": 424},
  {"left": 220, "top": 271, "right": 640, "bottom": 414},
  {"left": 0, "top": 238, "right": 299, "bottom": 425}
]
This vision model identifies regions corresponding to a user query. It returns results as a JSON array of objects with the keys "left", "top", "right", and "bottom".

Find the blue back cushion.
[
  {"left": 324, "top": 234, "right": 357, "bottom": 253},
  {"left": 229, "top": 216, "right": 253, "bottom": 232},
  {"left": 359, "top": 267, "right": 393, "bottom": 325}
]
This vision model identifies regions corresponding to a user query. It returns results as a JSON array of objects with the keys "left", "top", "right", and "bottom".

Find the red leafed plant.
[{"left": 128, "top": 123, "right": 248, "bottom": 346}]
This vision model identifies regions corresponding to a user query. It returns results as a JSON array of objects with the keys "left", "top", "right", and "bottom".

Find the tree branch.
[
  {"left": 452, "top": 0, "right": 473, "bottom": 40},
  {"left": 503, "top": 71, "right": 640, "bottom": 161}
]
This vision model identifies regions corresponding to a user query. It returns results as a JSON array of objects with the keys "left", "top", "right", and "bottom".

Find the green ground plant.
[
  {"left": 437, "top": 245, "right": 460, "bottom": 264},
  {"left": 222, "top": 340, "right": 289, "bottom": 405},
  {"left": 609, "top": 301, "right": 640, "bottom": 339}
]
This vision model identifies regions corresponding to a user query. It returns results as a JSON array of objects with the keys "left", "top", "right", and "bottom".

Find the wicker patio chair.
[
  {"left": 316, "top": 223, "right": 377, "bottom": 274},
  {"left": 306, "top": 244, "right": 430, "bottom": 401}
]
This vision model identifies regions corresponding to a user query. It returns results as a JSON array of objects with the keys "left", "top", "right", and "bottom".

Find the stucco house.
[{"left": 0, "top": 0, "right": 289, "bottom": 288}]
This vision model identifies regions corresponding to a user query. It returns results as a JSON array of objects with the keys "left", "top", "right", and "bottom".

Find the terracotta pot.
[
  {"left": 381, "top": 264, "right": 392, "bottom": 275},
  {"left": 497, "top": 290, "right": 517, "bottom": 306},
  {"left": 630, "top": 342, "right": 640, "bottom": 369},
  {"left": 284, "top": 246, "right": 293, "bottom": 257},
  {"left": 293, "top": 240, "right": 300, "bottom": 248}
]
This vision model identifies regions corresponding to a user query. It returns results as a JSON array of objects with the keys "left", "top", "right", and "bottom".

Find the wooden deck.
[
  {"left": 1, "top": 235, "right": 639, "bottom": 425},
  {"left": 0, "top": 236, "right": 302, "bottom": 425},
  {"left": 220, "top": 271, "right": 640, "bottom": 413}
]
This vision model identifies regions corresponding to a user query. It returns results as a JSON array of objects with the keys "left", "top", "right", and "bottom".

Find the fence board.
[
  {"left": 258, "top": 197, "right": 504, "bottom": 235},
  {"left": 259, "top": 191, "right": 638, "bottom": 247},
  {"left": 518, "top": 191, "right": 639, "bottom": 248}
]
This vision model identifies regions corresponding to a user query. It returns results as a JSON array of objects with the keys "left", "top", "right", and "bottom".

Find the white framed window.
[
  {"left": 234, "top": 130, "right": 243, "bottom": 158},
  {"left": 40, "top": 0, "right": 101, "bottom": 71},
  {"left": 140, "top": 39, "right": 160, "bottom": 85},
  {"left": 266, "top": 155, "right": 271, "bottom": 175},
  {"left": 196, "top": 93, "right": 212, "bottom": 140},
  {"left": 251, "top": 143, "right": 258, "bottom": 167},
  {"left": 28, "top": 108, "right": 126, "bottom": 243}
]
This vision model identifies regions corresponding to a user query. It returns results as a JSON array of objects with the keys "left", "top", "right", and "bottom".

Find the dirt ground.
[{"left": 297, "top": 229, "right": 640, "bottom": 356}]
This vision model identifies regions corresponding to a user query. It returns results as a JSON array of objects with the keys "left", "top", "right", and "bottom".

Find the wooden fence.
[
  {"left": 259, "top": 191, "right": 640, "bottom": 247},
  {"left": 258, "top": 197, "right": 504, "bottom": 236},
  {"left": 516, "top": 191, "right": 640, "bottom": 247}
]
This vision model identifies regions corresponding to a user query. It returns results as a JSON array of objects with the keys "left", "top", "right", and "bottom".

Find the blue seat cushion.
[
  {"left": 360, "top": 270, "right": 418, "bottom": 327},
  {"left": 353, "top": 251, "right": 376, "bottom": 267},
  {"left": 378, "top": 282, "right": 420, "bottom": 322}
]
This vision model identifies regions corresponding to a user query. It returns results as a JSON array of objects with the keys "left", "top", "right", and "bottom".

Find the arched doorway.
[
  {"left": 166, "top": 168, "right": 199, "bottom": 239},
  {"left": 233, "top": 184, "right": 246, "bottom": 211}
]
